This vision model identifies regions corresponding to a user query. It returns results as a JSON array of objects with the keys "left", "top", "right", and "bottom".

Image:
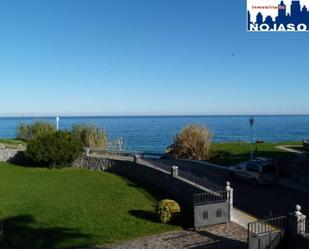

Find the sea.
[{"left": 0, "top": 115, "right": 308, "bottom": 153}]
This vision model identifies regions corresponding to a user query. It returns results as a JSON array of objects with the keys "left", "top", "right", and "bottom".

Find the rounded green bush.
[
  {"left": 156, "top": 199, "right": 181, "bottom": 224},
  {"left": 26, "top": 131, "right": 83, "bottom": 168}
]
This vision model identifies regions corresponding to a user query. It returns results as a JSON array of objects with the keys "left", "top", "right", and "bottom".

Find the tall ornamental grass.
[
  {"left": 17, "top": 121, "right": 56, "bottom": 142},
  {"left": 71, "top": 124, "right": 108, "bottom": 148},
  {"left": 167, "top": 124, "right": 212, "bottom": 160}
]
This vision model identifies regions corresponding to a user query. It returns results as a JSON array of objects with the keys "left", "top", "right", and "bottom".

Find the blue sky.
[{"left": 0, "top": 0, "right": 308, "bottom": 116}]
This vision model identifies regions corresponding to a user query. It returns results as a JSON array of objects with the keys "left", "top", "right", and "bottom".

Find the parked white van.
[{"left": 229, "top": 157, "right": 278, "bottom": 186}]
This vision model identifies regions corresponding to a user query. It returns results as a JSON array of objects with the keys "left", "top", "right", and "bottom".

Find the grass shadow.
[
  {"left": 128, "top": 207, "right": 193, "bottom": 229},
  {"left": 123, "top": 177, "right": 193, "bottom": 228},
  {"left": 7, "top": 151, "right": 49, "bottom": 168},
  {"left": 128, "top": 210, "right": 159, "bottom": 223},
  {"left": 0, "top": 215, "right": 90, "bottom": 249},
  {"left": 123, "top": 179, "right": 171, "bottom": 203}
]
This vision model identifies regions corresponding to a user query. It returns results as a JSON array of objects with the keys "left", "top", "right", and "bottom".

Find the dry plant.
[
  {"left": 71, "top": 124, "right": 108, "bottom": 148},
  {"left": 168, "top": 124, "right": 212, "bottom": 160}
]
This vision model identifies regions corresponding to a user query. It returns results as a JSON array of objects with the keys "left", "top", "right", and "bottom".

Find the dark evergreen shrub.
[{"left": 26, "top": 131, "right": 83, "bottom": 168}]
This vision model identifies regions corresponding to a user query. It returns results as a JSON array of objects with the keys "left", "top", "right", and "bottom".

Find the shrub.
[
  {"left": 17, "top": 121, "right": 56, "bottom": 142},
  {"left": 71, "top": 124, "right": 108, "bottom": 148},
  {"left": 156, "top": 199, "right": 181, "bottom": 224},
  {"left": 26, "top": 131, "right": 83, "bottom": 168},
  {"left": 166, "top": 124, "right": 212, "bottom": 160}
]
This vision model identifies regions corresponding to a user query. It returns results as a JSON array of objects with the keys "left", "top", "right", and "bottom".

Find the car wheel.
[{"left": 252, "top": 179, "right": 258, "bottom": 187}]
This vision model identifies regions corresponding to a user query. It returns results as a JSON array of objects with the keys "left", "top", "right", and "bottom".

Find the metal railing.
[
  {"left": 248, "top": 216, "right": 287, "bottom": 237},
  {"left": 194, "top": 191, "right": 227, "bottom": 206}
]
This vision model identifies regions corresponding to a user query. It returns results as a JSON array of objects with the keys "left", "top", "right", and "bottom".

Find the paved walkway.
[
  {"left": 276, "top": 145, "right": 308, "bottom": 159},
  {"left": 232, "top": 208, "right": 257, "bottom": 229},
  {"left": 105, "top": 222, "right": 247, "bottom": 249}
]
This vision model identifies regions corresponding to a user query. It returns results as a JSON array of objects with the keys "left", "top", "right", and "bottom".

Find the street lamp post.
[
  {"left": 249, "top": 116, "right": 255, "bottom": 160},
  {"left": 56, "top": 116, "right": 60, "bottom": 131}
]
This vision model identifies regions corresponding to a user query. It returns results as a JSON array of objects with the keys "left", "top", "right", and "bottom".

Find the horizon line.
[{"left": 0, "top": 114, "right": 309, "bottom": 118}]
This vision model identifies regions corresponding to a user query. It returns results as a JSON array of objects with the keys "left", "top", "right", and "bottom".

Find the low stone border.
[
  {"left": 0, "top": 144, "right": 25, "bottom": 162},
  {"left": 73, "top": 156, "right": 114, "bottom": 171}
]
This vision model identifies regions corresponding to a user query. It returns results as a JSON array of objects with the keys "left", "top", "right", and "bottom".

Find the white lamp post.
[
  {"left": 56, "top": 116, "right": 60, "bottom": 131},
  {"left": 249, "top": 116, "right": 255, "bottom": 160}
]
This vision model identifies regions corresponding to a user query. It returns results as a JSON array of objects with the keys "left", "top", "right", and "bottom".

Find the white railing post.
[
  {"left": 295, "top": 205, "right": 306, "bottom": 234},
  {"left": 133, "top": 155, "right": 140, "bottom": 164},
  {"left": 289, "top": 204, "right": 307, "bottom": 238},
  {"left": 85, "top": 148, "right": 90, "bottom": 157},
  {"left": 56, "top": 116, "right": 60, "bottom": 131},
  {"left": 171, "top": 166, "right": 179, "bottom": 177},
  {"left": 226, "top": 181, "right": 233, "bottom": 221}
]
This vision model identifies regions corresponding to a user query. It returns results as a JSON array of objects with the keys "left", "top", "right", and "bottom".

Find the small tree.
[
  {"left": 17, "top": 121, "right": 56, "bottom": 142},
  {"left": 71, "top": 124, "right": 108, "bottom": 148},
  {"left": 167, "top": 124, "right": 212, "bottom": 160},
  {"left": 26, "top": 131, "right": 83, "bottom": 168}
]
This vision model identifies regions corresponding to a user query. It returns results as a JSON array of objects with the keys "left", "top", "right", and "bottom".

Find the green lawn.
[
  {"left": 208, "top": 141, "right": 301, "bottom": 166},
  {"left": 0, "top": 139, "right": 25, "bottom": 147},
  {"left": 0, "top": 162, "right": 180, "bottom": 249}
]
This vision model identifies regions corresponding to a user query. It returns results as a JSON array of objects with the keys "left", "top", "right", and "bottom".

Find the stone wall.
[
  {"left": 0, "top": 145, "right": 24, "bottom": 162},
  {"left": 73, "top": 156, "right": 113, "bottom": 171},
  {"left": 73, "top": 156, "right": 207, "bottom": 207}
]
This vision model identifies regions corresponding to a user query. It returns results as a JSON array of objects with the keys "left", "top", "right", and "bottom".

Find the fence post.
[
  {"left": 226, "top": 181, "right": 233, "bottom": 221},
  {"left": 171, "top": 166, "right": 178, "bottom": 177},
  {"left": 133, "top": 155, "right": 140, "bottom": 164},
  {"left": 85, "top": 148, "right": 90, "bottom": 157},
  {"left": 288, "top": 205, "right": 307, "bottom": 236},
  {"left": 287, "top": 204, "right": 307, "bottom": 248}
]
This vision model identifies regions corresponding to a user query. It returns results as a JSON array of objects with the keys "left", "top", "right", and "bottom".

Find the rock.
[{"left": 73, "top": 156, "right": 113, "bottom": 171}]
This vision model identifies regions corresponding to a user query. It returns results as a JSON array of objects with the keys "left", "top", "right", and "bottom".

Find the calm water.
[{"left": 0, "top": 116, "right": 308, "bottom": 153}]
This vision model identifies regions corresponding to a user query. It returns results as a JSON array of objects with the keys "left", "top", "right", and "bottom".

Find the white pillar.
[
  {"left": 171, "top": 166, "right": 179, "bottom": 177},
  {"left": 56, "top": 116, "right": 60, "bottom": 131},
  {"left": 226, "top": 181, "right": 234, "bottom": 221},
  {"left": 134, "top": 155, "right": 140, "bottom": 164},
  {"left": 294, "top": 205, "right": 306, "bottom": 234}
]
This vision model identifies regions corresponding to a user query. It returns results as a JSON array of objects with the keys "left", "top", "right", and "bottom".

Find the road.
[{"left": 143, "top": 158, "right": 309, "bottom": 219}]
